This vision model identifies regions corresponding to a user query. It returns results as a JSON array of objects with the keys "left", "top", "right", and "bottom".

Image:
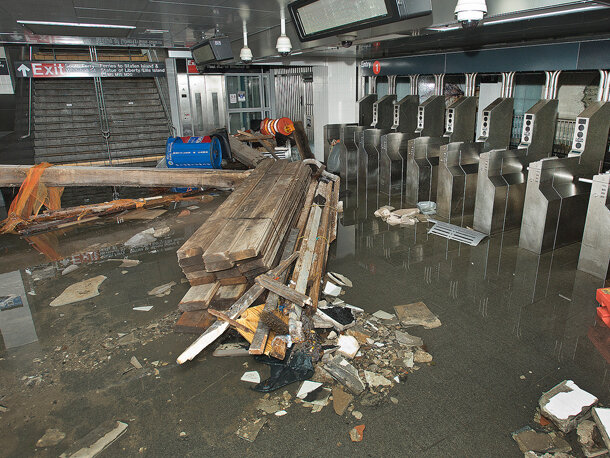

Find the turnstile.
[
  {"left": 404, "top": 74, "right": 448, "bottom": 206},
  {"left": 378, "top": 77, "right": 421, "bottom": 207},
  {"left": 437, "top": 73, "right": 516, "bottom": 223},
  {"left": 577, "top": 173, "right": 610, "bottom": 281},
  {"left": 341, "top": 125, "right": 365, "bottom": 183},
  {"left": 519, "top": 79, "right": 610, "bottom": 254},
  {"left": 323, "top": 123, "right": 345, "bottom": 163},
  {"left": 359, "top": 93, "right": 397, "bottom": 191},
  {"left": 358, "top": 93, "right": 378, "bottom": 128},
  {"left": 473, "top": 71, "right": 561, "bottom": 235}
]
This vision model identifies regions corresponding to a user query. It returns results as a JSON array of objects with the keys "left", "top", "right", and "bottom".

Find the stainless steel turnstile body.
[
  {"left": 324, "top": 123, "right": 345, "bottom": 163},
  {"left": 405, "top": 136, "right": 449, "bottom": 205},
  {"left": 359, "top": 94, "right": 396, "bottom": 190},
  {"left": 519, "top": 100, "right": 610, "bottom": 253},
  {"left": 358, "top": 94, "right": 378, "bottom": 128},
  {"left": 473, "top": 99, "right": 558, "bottom": 235},
  {"left": 437, "top": 97, "right": 514, "bottom": 222},
  {"left": 341, "top": 125, "right": 365, "bottom": 183},
  {"left": 403, "top": 95, "right": 447, "bottom": 205},
  {"left": 577, "top": 173, "right": 610, "bottom": 280},
  {"left": 378, "top": 95, "right": 420, "bottom": 206},
  {"left": 444, "top": 96, "right": 477, "bottom": 143}
]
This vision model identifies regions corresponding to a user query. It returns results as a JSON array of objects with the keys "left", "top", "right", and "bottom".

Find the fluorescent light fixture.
[
  {"left": 483, "top": 4, "right": 606, "bottom": 26},
  {"left": 17, "top": 20, "right": 136, "bottom": 29}
]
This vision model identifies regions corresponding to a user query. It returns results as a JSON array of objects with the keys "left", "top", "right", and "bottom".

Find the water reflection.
[{"left": 0, "top": 270, "right": 38, "bottom": 350}]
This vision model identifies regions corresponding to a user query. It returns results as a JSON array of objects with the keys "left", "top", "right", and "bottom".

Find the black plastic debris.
[
  {"left": 251, "top": 347, "right": 314, "bottom": 393},
  {"left": 323, "top": 307, "right": 355, "bottom": 326}
]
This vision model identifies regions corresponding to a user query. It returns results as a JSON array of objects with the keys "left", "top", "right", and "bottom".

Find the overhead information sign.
[
  {"left": 0, "top": 58, "right": 8, "bottom": 75},
  {"left": 14, "top": 61, "right": 166, "bottom": 78}
]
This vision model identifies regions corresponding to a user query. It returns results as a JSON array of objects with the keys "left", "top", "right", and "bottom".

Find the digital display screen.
[
  {"left": 191, "top": 37, "right": 234, "bottom": 65},
  {"left": 297, "top": 0, "right": 390, "bottom": 35}
]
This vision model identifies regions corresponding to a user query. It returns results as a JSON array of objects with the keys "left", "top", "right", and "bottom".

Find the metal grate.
[{"left": 427, "top": 219, "right": 487, "bottom": 246}]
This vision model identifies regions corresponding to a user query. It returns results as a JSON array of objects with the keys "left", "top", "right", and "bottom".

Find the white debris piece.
[
  {"left": 337, "top": 335, "right": 360, "bottom": 359},
  {"left": 372, "top": 310, "right": 395, "bottom": 320},
  {"left": 240, "top": 371, "right": 260, "bottom": 384},
  {"left": 133, "top": 306, "right": 153, "bottom": 312},
  {"left": 328, "top": 272, "right": 352, "bottom": 287},
  {"left": 124, "top": 228, "right": 156, "bottom": 248},
  {"left": 364, "top": 370, "right": 392, "bottom": 388},
  {"left": 592, "top": 407, "right": 610, "bottom": 450},
  {"left": 540, "top": 380, "right": 598, "bottom": 433},
  {"left": 323, "top": 282, "right": 342, "bottom": 297},
  {"left": 296, "top": 380, "right": 322, "bottom": 399},
  {"left": 61, "top": 264, "right": 79, "bottom": 275}
]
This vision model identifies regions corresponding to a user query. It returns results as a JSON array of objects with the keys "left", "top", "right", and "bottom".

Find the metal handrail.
[{"left": 146, "top": 49, "right": 176, "bottom": 136}]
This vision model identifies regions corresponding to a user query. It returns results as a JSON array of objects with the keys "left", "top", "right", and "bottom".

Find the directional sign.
[
  {"left": 0, "top": 58, "right": 8, "bottom": 76},
  {"left": 14, "top": 61, "right": 166, "bottom": 78}
]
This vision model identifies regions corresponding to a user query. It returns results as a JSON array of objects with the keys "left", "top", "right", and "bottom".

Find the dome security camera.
[
  {"left": 240, "top": 46, "right": 253, "bottom": 63},
  {"left": 337, "top": 32, "right": 357, "bottom": 48},
  {"left": 276, "top": 34, "right": 292, "bottom": 56},
  {"left": 455, "top": 0, "right": 487, "bottom": 28}
]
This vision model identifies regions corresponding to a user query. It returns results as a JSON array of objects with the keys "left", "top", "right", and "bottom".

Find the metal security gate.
[
  {"left": 272, "top": 67, "right": 314, "bottom": 142},
  {"left": 225, "top": 73, "right": 271, "bottom": 133}
]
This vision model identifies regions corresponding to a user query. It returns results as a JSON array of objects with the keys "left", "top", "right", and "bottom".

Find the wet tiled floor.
[{"left": 0, "top": 184, "right": 608, "bottom": 457}]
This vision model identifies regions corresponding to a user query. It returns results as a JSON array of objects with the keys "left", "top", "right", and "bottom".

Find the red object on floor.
[{"left": 596, "top": 288, "right": 610, "bottom": 327}]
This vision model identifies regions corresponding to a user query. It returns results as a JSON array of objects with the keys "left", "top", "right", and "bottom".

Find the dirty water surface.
[{"left": 0, "top": 184, "right": 608, "bottom": 457}]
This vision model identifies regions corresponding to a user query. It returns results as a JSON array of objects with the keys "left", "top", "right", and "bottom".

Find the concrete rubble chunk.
[
  {"left": 332, "top": 386, "right": 353, "bottom": 416},
  {"left": 240, "top": 371, "right": 260, "bottom": 384},
  {"left": 36, "top": 428, "right": 66, "bottom": 447},
  {"left": 372, "top": 310, "right": 395, "bottom": 320},
  {"left": 60, "top": 420, "right": 127, "bottom": 458},
  {"left": 592, "top": 407, "right": 610, "bottom": 451},
  {"left": 349, "top": 424, "right": 365, "bottom": 442},
  {"left": 50, "top": 275, "right": 107, "bottom": 307},
  {"left": 328, "top": 272, "right": 352, "bottom": 287},
  {"left": 539, "top": 380, "right": 598, "bottom": 433},
  {"left": 577, "top": 419, "right": 608, "bottom": 457},
  {"left": 323, "top": 355, "right": 366, "bottom": 395},
  {"left": 364, "top": 370, "right": 392, "bottom": 388},
  {"left": 296, "top": 380, "right": 322, "bottom": 399},
  {"left": 394, "top": 302, "right": 442, "bottom": 329},
  {"left": 394, "top": 330, "right": 423, "bottom": 347},
  {"left": 236, "top": 418, "right": 266, "bottom": 442},
  {"left": 129, "top": 356, "right": 142, "bottom": 369},
  {"left": 511, "top": 426, "right": 572, "bottom": 455},
  {"left": 414, "top": 349, "right": 433, "bottom": 363},
  {"left": 337, "top": 335, "right": 360, "bottom": 359}
]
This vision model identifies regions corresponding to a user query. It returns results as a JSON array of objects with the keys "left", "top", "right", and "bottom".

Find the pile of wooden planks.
[
  {"left": 174, "top": 159, "right": 312, "bottom": 328},
  {"left": 177, "top": 159, "right": 341, "bottom": 363}
]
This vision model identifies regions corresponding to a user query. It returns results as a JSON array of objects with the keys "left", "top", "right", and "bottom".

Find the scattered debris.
[
  {"left": 296, "top": 380, "right": 322, "bottom": 399},
  {"left": 60, "top": 420, "right": 128, "bottom": 458},
  {"left": 332, "top": 386, "right": 353, "bottom": 416},
  {"left": 511, "top": 426, "right": 571, "bottom": 454},
  {"left": 241, "top": 371, "right": 261, "bottom": 384},
  {"left": 372, "top": 310, "right": 395, "bottom": 320},
  {"left": 50, "top": 275, "right": 107, "bottom": 307},
  {"left": 336, "top": 335, "right": 360, "bottom": 359},
  {"left": 275, "top": 410, "right": 287, "bottom": 417},
  {"left": 178, "top": 209, "right": 191, "bottom": 217},
  {"left": 364, "top": 370, "right": 392, "bottom": 388},
  {"left": 323, "top": 282, "right": 342, "bottom": 297},
  {"left": 36, "top": 428, "right": 66, "bottom": 448},
  {"left": 152, "top": 226, "right": 171, "bottom": 238},
  {"left": 414, "top": 349, "right": 433, "bottom": 363},
  {"left": 323, "top": 356, "right": 366, "bottom": 395},
  {"left": 328, "top": 272, "right": 352, "bottom": 287},
  {"left": 349, "top": 424, "right": 365, "bottom": 442},
  {"left": 61, "top": 264, "right": 79, "bottom": 275},
  {"left": 130, "top": 356, "right": 142, "bottom": 369},
  {"left": 116, "top": 259, "right": 140, "bottom": 268},
  {"left": 236, "top": 418, "right": 266, "bottom": 442},
  {"left": 125, "top": 228, "right": 157, "bottom": 248},
  {"left": 577, "top": 419, "right": 608, "bottom": 457},
  {"left": 539, "top": 380, "right": 598, "bottom": 433},
  {"left": 352, "top": 410, "right": 363, "bottom": 420},
  {"left": 213, "top": 343, "right": 250, "bottom": 357},
  {"left": 179, "top": 431, "right": 188, "bottom": 438},
  {"left": 394, "top": 302, "right": 442, "bottom": 329},
  {"left": 133, "top": 306, "right": 153, "bottom": 312},
  {"left": 147, "top": 281, "right": 176, "bottom": 297},
  {"left": 592, "top": 407, "right": 610, "bottom": 450}
]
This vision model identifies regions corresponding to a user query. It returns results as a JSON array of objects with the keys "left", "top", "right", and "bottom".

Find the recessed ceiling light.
[{"left": 17, "top": 20, "right": 136, "bottom": 29}]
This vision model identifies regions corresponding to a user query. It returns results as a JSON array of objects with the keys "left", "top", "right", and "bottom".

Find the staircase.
[{"left": 33, "top": 78, "right": 170, "bottom": 166}]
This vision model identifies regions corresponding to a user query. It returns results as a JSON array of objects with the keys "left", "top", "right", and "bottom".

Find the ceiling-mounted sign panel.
[
  {"left": 14, "top": 61, "right": 166, "bottom": 78},
  {"left": 360, "top": 53, "right": 445, "bottom": 77},
  {"left": 289, "top": 0, "right": 431, "bottom": 41}
]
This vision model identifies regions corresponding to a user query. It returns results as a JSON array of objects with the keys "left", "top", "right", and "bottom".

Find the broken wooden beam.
[
  {"left": 255, "top": 275, "right": 313, "bottom": 308},
  {"left": 0, "top": 165, "right": 250, "bottom": 189},
  {"left": 228, "top": 136, "right": 267, "bottom": 168},
  {"left": 176, "top": 251, "right": 299, "bottom": 364}
]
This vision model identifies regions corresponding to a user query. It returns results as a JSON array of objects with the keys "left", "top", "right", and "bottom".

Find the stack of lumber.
[
  {"left": 176, "top": 159, "right": 341, "bottom": 363},
  {"left": 174, "top": 159, "right": 312, "bottom": 329}
]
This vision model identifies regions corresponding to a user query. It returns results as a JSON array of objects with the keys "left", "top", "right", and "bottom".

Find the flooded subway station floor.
[{"left": 0, "top": 185, "right": 608, "bottom": 457}]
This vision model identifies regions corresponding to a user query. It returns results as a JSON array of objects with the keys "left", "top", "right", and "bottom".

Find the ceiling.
[{"left": 0, "top": 0, "right": 609, "bottom": 63}]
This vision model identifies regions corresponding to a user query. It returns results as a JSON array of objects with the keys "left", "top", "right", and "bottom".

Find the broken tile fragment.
[
  {"left": 323, "top": 356, "right": 365, "bottom": 395},
  {"left": 364, "top": 370, "right": 392, "bottom": 388},
  {"left": 414, "top": 349, "right": 433, "bottom": 363},
  {"left": 372, "top": 310, "right": 395, "bottom": 320},
  {"left": 36, "top": 428, "right": 66, "bottom": 447},
  {"left": 296, "top": 381, "right": 322, "bottom": 399},
  {"left": 332, "top": 386, "right": 353, "bottom": 416},
  {"left": 349, "top": 424, "right": 365, "bottom": 442},
  {"left": 539, "top": 380, "right": 598, "bottom": 433},
  {"left": 394, "top": 330, "right": 423, "bottom": 347},
  {"left": 236, "top": 418, "right": 266, "bottom": 442},
  {"left": 240, "top": 371, "right": 260, "bottom": 384},
  {"left": 394, "top": 302, "right": 441, "bottom": 329},
  {"left": 592, "top": 407, "right": 610, "bottom": 450},
  {"left": 50, "top": 275, "right": 107, "bottom": 307},
  {"left": 130, "top": 356, "right": 142, "bottom": 369},
  {"left": 337, "top": 335, "right": 360, "bottom": 359}
]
